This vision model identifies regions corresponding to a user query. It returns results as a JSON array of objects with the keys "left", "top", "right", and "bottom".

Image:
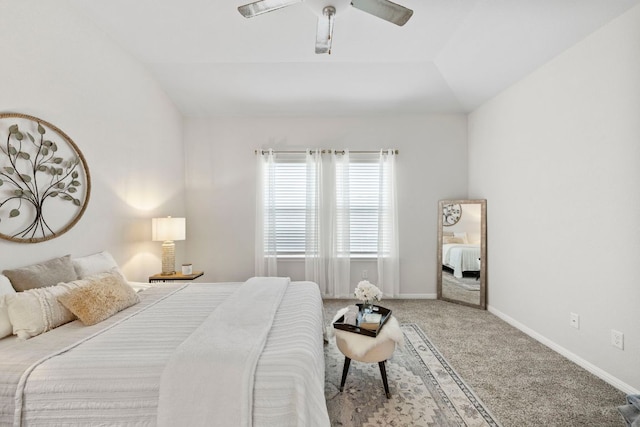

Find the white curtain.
[
  {"left": 255, "top": 149, "right": 278, "bottom": 276},
  {"left": 328, "top": 149, "right": 351, "bottom": 297},
  {"left": 255, "top": 148, "right": 398, "bottom": 296},
  {"left": 377, "top": 149, "right": 400, "bottom": 297},
  {"left": 304, "top": 149, "right": 327, "bottom": 292}
]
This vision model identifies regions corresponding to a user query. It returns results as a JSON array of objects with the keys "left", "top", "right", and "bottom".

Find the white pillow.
[
  {"left": 0, "top": 275, "right": 16, "bottom": 339},
  {"left": 128, "top": 281, "right": 153, "bottom": 293},
  {"left": 6, "top": 280, "right": 86, "bottom": 340},
  {"left": 72, "top": 251, "right": 121, "bottom": 279},
  {"left": 454, "top": 232, "right": 469, "bottom": 244}
]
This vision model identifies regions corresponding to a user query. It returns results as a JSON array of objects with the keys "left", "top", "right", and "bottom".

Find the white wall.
[
  {"left": 469, "top": 4, "right": 640, "bottom": 392},
  {"left": 444, "top": 203, "right": 481, "bottom": 243},
  {"left": 0, "top": 1, "right": 185, "bottom": 281},
  {"left": 184, "top": 115, "right": 467, "bottom": 296}
]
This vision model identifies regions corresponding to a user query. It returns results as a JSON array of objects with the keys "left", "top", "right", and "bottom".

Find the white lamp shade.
[{"left": 152, "top": 217, "right": 186, "bottom": 241}]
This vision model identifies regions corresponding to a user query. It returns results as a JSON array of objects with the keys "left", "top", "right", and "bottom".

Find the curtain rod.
[{"left": 254, "top": 149, "right": 399, "bottom": 155}]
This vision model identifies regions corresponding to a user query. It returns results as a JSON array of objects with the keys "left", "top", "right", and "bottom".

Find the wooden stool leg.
[
  {"left": 378, "top": 361, "right": 391, "bottom": 398},
  {"left": 339, "top": 357, "right": 351, "bottom": 392}
]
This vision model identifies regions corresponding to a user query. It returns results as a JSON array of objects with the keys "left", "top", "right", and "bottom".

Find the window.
[
  {"left": 336, "top": 160, "right": 381, "bottom": 257},
  {"left": 263, "top": 159, "right": 308, "bottom": 256},
  {"left": 256, "top": 149, "right": 399, "bottom": 295},
  {"left": 264, "top": 154, "right": 383, "bottom": 257}
]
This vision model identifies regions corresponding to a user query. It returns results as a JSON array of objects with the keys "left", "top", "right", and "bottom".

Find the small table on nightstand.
[{"left": 148, "top": 271, "right": 204, "bottom": 283}]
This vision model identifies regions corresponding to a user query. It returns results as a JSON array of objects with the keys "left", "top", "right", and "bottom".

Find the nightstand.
[{"left": 149, "top": 271, "right": 204, "bottom": 283}]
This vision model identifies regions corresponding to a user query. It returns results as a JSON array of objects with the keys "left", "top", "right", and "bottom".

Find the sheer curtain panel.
[
  {"left": 377, "top": 149, "right": 400, "bottom": 297},
  {"left": 304, "top": 150, "right": 327, "bottom": 292},
  {"left": 329, "top": 149, "right": 351, "bottom": 297},
  {"left": 255, "top": 149, "right": 278, "bottom": 276}
]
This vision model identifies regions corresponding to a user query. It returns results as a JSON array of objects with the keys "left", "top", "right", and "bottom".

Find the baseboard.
[
  {"left": 488, "top": 305, "right": 639, "bottom": 395},
  {"left": 396, "top": 293, "right": 437, "bottom": 299},
  {"left": 322, "top": 294, "right": 437, "bottom": 300}
]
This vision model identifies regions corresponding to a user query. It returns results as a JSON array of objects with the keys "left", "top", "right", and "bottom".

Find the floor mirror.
[{"left": 437, "top": 199, "right": 487, "bottom": 309}]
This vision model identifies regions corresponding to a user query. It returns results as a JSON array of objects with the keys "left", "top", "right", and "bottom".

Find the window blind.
[
  {"left": 345, "top": 162, "right": 380, "bottom": 256},
  {"left": 264, "top": 156, "right": 384, "bottom": 257},
  {"left": 265, "top": 160, "right": 307, "bottom": 255}
]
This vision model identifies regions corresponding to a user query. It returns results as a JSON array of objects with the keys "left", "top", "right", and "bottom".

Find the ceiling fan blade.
[
  {"left": 315, "top": 6, "right": 336, "bottom": 54},
  {"left": 238, "top": 0, "right": 302, "bottom": 18},
  {"left": 351, "top": 0, "right": 413, "bottom": 26}
]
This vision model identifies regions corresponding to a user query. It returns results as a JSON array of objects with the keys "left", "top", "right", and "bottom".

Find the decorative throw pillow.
[
  {"left": 58, "top": 271, "right": 140, "bottom": 326},
  {"left": 6, "top": 279, "right": 85, "bottom": 340},
  {"left": 0, "top": 275, "right": 16, "bottom": 338},
  {"left": 443, "top": 236, "right": 465, "bottom": 244},
  {"left": 72, "top": 250, "right": 122, "bottom": 279},
  {"left": 3, "top": 255, "right": 78, "bottom": 292}
]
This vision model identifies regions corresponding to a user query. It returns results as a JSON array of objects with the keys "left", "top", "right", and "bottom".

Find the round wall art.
[
  {"left": 442, "top": 203, "right": 462, "bottom": 226},
  {"left": 0, "top": 113, "right": 91, "bottom": 243}
]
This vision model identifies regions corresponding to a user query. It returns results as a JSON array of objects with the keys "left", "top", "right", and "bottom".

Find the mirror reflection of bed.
[
  {"left": 442, "top": 230, "right": 481, "bottom": 305},
  {"left": 437, "top": 200, "right": 487, "bottom": 309}
]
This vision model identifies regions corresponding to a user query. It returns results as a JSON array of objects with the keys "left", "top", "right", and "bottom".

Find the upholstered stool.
[
  {"left": 336, "top": 333, "right": 396, "bottom": 398},
  {"left": 331, "top": 307, "right": 403, "bottom": 399}
]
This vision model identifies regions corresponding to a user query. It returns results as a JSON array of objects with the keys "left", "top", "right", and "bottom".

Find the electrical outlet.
[
  {"left": 362, "top": 270, "right": 368, "bottom": 279},
  {"left": 611, "top": 330, "right": 624, "bottom": 350},
  {"left": 570, "top": 313, "right": 580, "bottom": 329}
]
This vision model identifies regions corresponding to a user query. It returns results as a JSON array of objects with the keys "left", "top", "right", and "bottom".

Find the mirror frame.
[{"left": 437, "top": 199, "right": 487, "bottom": 309}]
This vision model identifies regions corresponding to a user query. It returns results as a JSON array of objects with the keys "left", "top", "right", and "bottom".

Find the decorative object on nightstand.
[
  {"left": 151, "top": 216, "right": 186, "bottom": 275},
  {"left": 149, "top": 271, "right": 203, "bottom": 283},
  {"left": 181, "top": 263, "right": 192, "bottom": 275}
]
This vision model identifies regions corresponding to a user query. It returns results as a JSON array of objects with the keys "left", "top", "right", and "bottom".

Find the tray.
[{"left": 332, "top": 304, "right": 392, "bottom": 337}]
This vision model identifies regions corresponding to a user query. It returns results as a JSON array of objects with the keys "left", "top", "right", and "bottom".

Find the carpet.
[
  {"left": 325, "top": 323, "right": 501, "bottom": 426},
  {"left": 442, "top": 271, "right": 480, "bottom": 291},
  {"left": 441, "top": 271, "right": 480, "bottom": 305}
]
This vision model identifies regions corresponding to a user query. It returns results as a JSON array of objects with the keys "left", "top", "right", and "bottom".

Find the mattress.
[
  {"left": 443, "top": 243, "right": 481, "bottom": 278},
  {"left": 0, "top": 281, "right": 329, "bottom": 426}
]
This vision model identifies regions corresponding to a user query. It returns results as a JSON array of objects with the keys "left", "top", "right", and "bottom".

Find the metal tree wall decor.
[{"left": 0, "top": 113, "right": 91, "bottom": 243}]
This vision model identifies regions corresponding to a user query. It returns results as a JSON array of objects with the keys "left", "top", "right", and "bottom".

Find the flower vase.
[{"left": 362, "top": 301, "right": 374, "bottom": 314}]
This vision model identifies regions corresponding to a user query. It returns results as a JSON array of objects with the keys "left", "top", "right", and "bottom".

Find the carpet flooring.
[{"left": 323, "top": 299, "right": 626, "bottom": 427}]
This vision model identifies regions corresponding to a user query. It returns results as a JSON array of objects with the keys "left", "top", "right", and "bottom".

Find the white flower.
[{"left": 354, "top": 280, "right": 383, "bottom": 302}]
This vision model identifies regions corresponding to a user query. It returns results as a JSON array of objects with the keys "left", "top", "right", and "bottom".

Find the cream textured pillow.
[
  {"left": 3, "top": 255, "right": 78, "bottom": 292},
  {"left": 58, "top": 271, "right": 140, "bottom": 326},
  {"left": 443, "top": 236, "right": 465, "bottom": 244},
  {"left": 72, "top": 251, "right": 122, "bottom": 279},
  {"left": 6, "top": 280, "right": 84, "bottom": 340},
  {"left": 0, "top": 275, "right": 16, "bottom": 339}
]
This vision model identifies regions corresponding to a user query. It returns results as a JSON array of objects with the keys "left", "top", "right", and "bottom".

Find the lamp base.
[{"left": 161, "top": 240, "right": 176, "bottom": 275}]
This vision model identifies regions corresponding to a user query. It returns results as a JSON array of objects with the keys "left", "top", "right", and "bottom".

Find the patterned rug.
[{"left": 325, "top": 324, "right": 501, "bottom": 426}]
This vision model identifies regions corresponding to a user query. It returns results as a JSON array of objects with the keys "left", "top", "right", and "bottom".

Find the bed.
[
  {"left": 442, "top": 243, "right": 481, "bottom": 278},
  {"left": 0, "top": 279, "right": 330, "bottom": 426}
]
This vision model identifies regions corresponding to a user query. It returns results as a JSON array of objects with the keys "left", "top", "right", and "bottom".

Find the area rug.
[{"left": 325, "top": 323, "right": 501, "bottom": 426}]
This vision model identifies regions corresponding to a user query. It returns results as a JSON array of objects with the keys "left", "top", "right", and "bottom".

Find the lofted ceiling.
[{"left": 70, "top": 0, "right": 640, "bottom": 117}]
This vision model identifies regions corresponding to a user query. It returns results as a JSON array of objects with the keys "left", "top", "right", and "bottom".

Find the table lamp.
[{"left": 152, "top": 216, "right": 186, "bottom": 275}]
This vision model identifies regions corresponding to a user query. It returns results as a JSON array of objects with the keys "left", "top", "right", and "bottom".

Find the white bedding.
[
  {"left": 0, "top": 281, "right": 329, "bottom": 427},
  {"left": 158, "top": 277, "right": 290, "bottom": 427},
  {"left": 443, "top": 243, "right": 481, "bottom": 278}
]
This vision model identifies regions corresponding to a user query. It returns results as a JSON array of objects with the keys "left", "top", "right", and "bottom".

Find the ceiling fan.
[{"left": 237, "top": 0, "right": 414, "bottom": 54}]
